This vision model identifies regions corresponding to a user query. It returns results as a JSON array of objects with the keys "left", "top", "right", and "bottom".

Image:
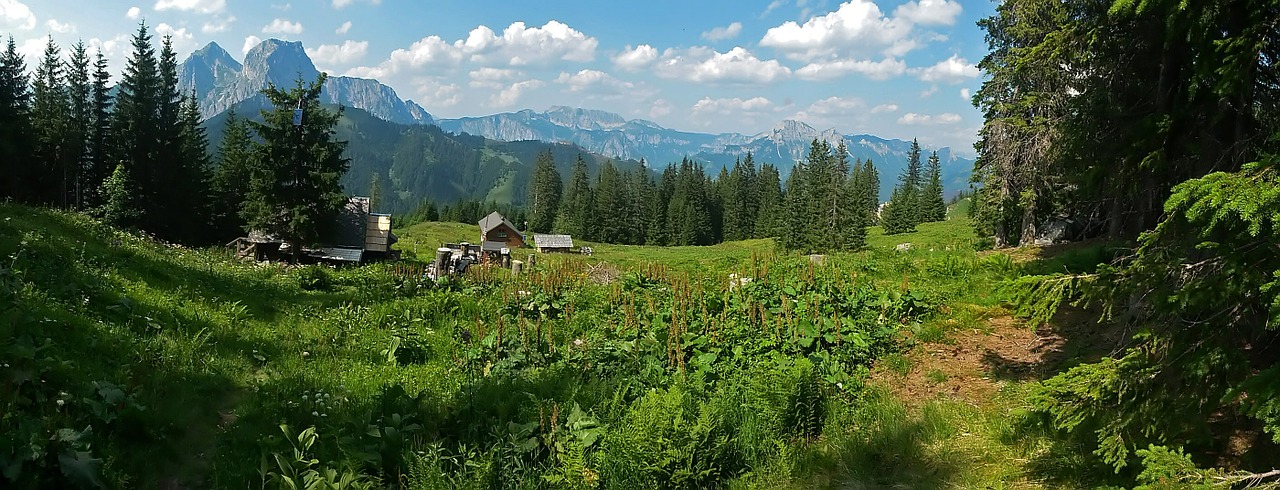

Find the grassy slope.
[{"left": 3, "top": 201, "right": 1107, "bottom": 488}]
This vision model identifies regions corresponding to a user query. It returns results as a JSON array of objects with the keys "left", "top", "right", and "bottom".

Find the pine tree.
[
  {"left": 0, "top": 36, "right": 33, "bottom": 202},
  {"left": 646, "top": 164, "right": 676, "bottom": 245},
  {"left": 242, "top": 73, "right": 351, "bottom": 261},
  {"left": 368, "top": 172, "right": 383, "bottom": 213},
  {"left": 627, "top": 162, "right": 653, "bottom": 244},
  {"left": 556, "top": 154, "right": 593, "bottom": 239},
  {"left": 527, "top": 149, "right": 562, "bottom": 233},
  {"left": 721, "top": 158, "right": 749, "bottom": 241},
  {"left": 100, "top": 163, "right": 139, "bottom": 226},
  {"left": 666, "top": 158, "right": 712, "bottom": 245},
  {"left": 922, "top": 151, "right": 946, "bottom": 222},
  {"left": 881, "top": 140, "right": 924, "bottom": 235},
  {"left": 781, "top": 159, "right": 812, "bottom": 251},
  {"left": 31, "top": 36, "right": 71, "bottom": 206},
  {"left": 176, "top": 92, "right": 212, "bottom": 243},
  {"left": 593, "top": 160, "right": 632, "bottom": 243},
  {"left": 861, "top": 159, "right": 880, "bottom": 226}
]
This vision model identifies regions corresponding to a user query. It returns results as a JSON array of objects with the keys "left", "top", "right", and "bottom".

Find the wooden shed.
[
  {"left": 478, "top": 211, "right": 525, "bottom": 249},
  {"left": 532, "top": 234, "right": 574, "bottom": 253}
]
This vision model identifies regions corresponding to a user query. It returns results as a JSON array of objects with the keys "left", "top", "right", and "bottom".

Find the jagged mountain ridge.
[
  {"left": 180, "top": 40, "right": 433, "bottom": 126},
  {"left": 438, "top": 111, "right": 973, "bottom": 200}
]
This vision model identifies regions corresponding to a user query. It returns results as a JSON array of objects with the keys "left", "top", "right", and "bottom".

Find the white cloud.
[
  {"left": 554, "top": 69, "right": 637, "bottom": 96},
  {"left": 760, "top": 0, "right": 909, "bottom": 60},
  {"left": 242, "top": 35, "right": 262, "bottom": 55},
  {"left": 912, "top": 54, "right": 979, "bottom": 83},
  {"left": 489, "top": 79, "right": 543, "bottom": 108},
  {"left": 960, "top": 87, "right": 971, "bottom": 100},
  {"left": 612, "top": 44, "right": 657, "bottom": 71},
  {"left": 126, "top": 6, "right": 141, "bottom": 19},
  {"left": 16, "top": 37, "right": 42, "bottom": 62},
  {"left": 692, "top": 96, "right": 777, "bottom": 116},
  {"left": 919, "top": 85, "right": 938, "bottom": 97},
  {"left": 202, "top": 16, "right": 235, "bottom": 34},
  {"left": 307, "top": 40, "right": 369, "bottom": 67},
  {"left": 892, "top": 0, "right": 963, "bottom": 26},
  {"left": 649, "top": 98, "right": 673, "bottom": 119},
  {"left": 871, "top": 103, "right": 898, "bottom": 113},
  {"left": 271, "top": 3, "right": 290, "bottom": 10},
  {"left": 153, "top": 0, "right": 225, "bottom": 14},
  {"left": 795, "top": 57, "right": 905, "bottom": 81},
  {"left": 790, "top": 96, "right": 865, "bottom": 121},
  {"left": 654, "top": 46, "right": 790, "bottom": 84},
  {"left": 412, "top": 78, "right": 460, "bottom": 108},
  {"left": 336, "top": 21, "right": 352, "bottom": 34},
  {"left": 46, "top": 19, "right": 75, "bottom": 34},
  {"left": 1, "top": 0, "right": 36, "bottom": 30},
  {"left": 333, "top": 0, "right": 380, "bottom": 8},
  {"left": 262, "top": 18, "right": 303, "bottom": 35},
  {"left": 469, "top": 67, "right": 522, "bottom": 86},
  {"left": 701, "top": 22, "right": 743, "bottom": 42},
  {"left": 348, "top": 20, "right": 598, "bottom": 79},
  {"left": 155, "top": 23, "right": 197, "bottom": 56},
  {"left": 897, "top": 112, "right": 961, "bottom": 125}
]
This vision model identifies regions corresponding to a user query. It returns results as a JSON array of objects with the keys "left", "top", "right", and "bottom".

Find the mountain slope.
[
  {"left": 181, "top": 40, "right": 433, "bottom": 126},
  {"left": 203, "top": 102, "right": 642, "bottom": 215}
]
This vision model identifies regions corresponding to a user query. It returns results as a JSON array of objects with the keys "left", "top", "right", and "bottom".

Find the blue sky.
[{"left": 2, "top": 0, "right": 994, "bottom": 155}]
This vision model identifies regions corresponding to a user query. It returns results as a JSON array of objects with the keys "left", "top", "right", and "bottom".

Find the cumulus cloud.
[
  {"left": 760, "top": 0, "right": 962, "bottom": 61},
  {"left": 795, "top": 57, "right": 905, "bottom": 81},
  {"left": 307, "top": 40, "right": 369, "bottom": 66},
  {"left": 1, "top": 0, "right": 36, "bottom": 30},
  {"left": 412, "top": 78, "right": 460, "bottom": 108},
  {"left": 153, "top": 0, "right": 225, "bottom": 14},
  {"left": 692, "top": 96, "right": 777, "bottom": 116},
  {"left": 336, "top": 21, "right": 352, "bottom": 34},
  {"left": 46, "top": 19, "right": 75, "bottom": 34},
  {"left": 348, "top": 20, "right": 597, "bottom": 80},
  {"left": 489, "top": 79, "right": 544, "bottom": 108},
  {"left": 897, "top": 112, "right": 961, "bottom": 125},
  {"left": 912, "top": 54, "right": 979, "bottom": 83},
  {"left": 202, "top": 16, "right": 235, "bottom": 34},
  {"left": 612, "top": 44, "right": 658, "bottom": 71},
  {"left": 333, "top": 0, "right": 380, "bottom": 8},
  {"left": 654, "top": 46, "right": 790, "bottom": 84},
  {"left": 648, "top": 98, "right": 673, "bottom": 119},
  {"left": 554, "top": 69, "right": 637, "bottom": 96},
  {"left": 262, "top": 18, "right": 303, "bottom": 35},
  {"left": 892, "top": 0, "right": 962, "bottom": 26},
  {"left": 960, "top": 87, "right": 971, "bottom": 100},
  {"left": 871, "top": 103, "right": 898, "bottom": 113},
  {"left": 919, "top": 85, "right": 938, "bottom": 97},
  {"left": 242, "top": 35, "right": 261, "bottom": 55},
  {"left": 701, "top": 22, "right": 743, "bottom": 41},
  {"left": 126, "top": 6, "right": 141, "bottom": 19},
  {"left": 468, "top": 67, "right": 522, "bottom": 86}
]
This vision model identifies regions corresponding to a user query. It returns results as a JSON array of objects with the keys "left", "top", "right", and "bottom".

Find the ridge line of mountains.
[{"left": 183, "top": 38, "right": 974, "bottom": 214}]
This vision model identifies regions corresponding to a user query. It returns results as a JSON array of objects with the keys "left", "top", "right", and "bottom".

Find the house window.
[{"left": 497, "top": 231, "right": 507, "bottom": 239}]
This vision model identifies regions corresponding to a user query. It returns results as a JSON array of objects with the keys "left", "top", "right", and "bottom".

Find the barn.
[
  {"left": 478, "top": 211, "right": 525, "bottom": 250},
  {"left": 532, "top": 234, "right": 574, "bottom": 253}
]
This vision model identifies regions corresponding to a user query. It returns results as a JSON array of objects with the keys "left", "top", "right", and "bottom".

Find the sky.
[{"left": 2, "top": 0, "right": 995, "bottom": 156}]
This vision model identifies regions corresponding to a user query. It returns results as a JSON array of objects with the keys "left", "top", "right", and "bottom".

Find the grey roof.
[
  {"left": 478, "top": 211, "right": 520, "bottom": 235},
  {"left": 533, "top": 234, "right": 574, "bottom": 248},
  {"left": 305, "top": 247, "right": 364, "bottom": 262}
]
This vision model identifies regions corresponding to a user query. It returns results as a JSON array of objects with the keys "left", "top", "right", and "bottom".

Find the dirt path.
[{"left": 871, "top": 307, "right": 1119, "bottom": 409}]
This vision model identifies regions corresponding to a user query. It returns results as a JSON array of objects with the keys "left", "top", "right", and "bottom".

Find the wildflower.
[
  {"left": 573, "top": 339, "right": 584, "bottom": 347},
  {"left": 312, "top": 411, "right": 319, "bottom": 416},
  {"left": 302, "top": 394, "right": 308, "bottom": 400},
  {"left": 302, "top": 351, "right": 310, "bottom": 358}
]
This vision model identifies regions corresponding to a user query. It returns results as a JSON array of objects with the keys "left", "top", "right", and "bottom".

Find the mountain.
[
  {"left": 180, "top": 39, "right": 433, "bottom": 125},
  {"left": 439, "top": 110, "right": 974, "bottom": 200},
  {"left": 203, "top": 101, "right": 642, "bottom": 215}
]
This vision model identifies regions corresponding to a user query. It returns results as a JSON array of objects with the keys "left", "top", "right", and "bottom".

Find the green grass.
[{"left": 2, "top": 205, "right": 1085, "bottom": 489}]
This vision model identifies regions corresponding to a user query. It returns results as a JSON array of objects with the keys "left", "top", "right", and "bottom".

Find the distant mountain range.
[{"left": 183, "top": 39, "right": 974, "bottom": 203}]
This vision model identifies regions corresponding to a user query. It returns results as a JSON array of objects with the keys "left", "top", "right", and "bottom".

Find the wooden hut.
[
  {"left": 533, "top": 234, "right": 574, "bottom": 253},
  {"left": 478, "top": 212, "right": 525, "bottom": 249}
]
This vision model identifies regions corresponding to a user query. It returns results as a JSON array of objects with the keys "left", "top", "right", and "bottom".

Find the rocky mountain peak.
[{"left": 241, "top": 39, "right": 318, "bottom": 85}]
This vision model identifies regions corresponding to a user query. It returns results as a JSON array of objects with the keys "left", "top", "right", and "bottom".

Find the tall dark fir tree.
[
  {"left": 242, "top": 74, "right": 350, "bottom": 260},
  {"left": 527, "top": 149, "right": 562, "bottom": 233},
  {"left": 0, "top": 36, "right": 33, "bottom": 202}
]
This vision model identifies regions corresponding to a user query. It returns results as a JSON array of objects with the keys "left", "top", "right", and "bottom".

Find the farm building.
[
  {"left": 533, "top": 234, "right": 574, "bottom": 253},
  {"left": 478, "top": 211, "right": 525, "bottom": 250},
  {"left": 229, "top": 196, "right": 398, "bottom": 264}
]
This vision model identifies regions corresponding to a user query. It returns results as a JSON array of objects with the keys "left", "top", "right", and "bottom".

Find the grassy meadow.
[{"left": 1, "top": 202, "right": 1119, "bottom": 488}]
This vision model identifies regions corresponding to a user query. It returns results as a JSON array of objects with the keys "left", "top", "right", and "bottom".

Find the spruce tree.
[
  {"left": 32, "top": 37, "right": 71, "bottom": 206},
  {"left": 556, "top": 154, "right": 593, "bottom": 239},
  {"left": 176, "top": 92, "right": 212, "bottom": 243},
  {"left": 862, "top": 159, "right": 880, "bottom": 226},
  {"left": 592, "top": 160, "right": 631, "bottom": 243},
  {"left": 101, "top": 163, "right": 140, "bottom": 226},
  {"left": 754, "top": 163, "right": 783, "bottom": 239},
  {"left": 527, "top": 149, "right": 562, "bottom": 233},
  {"left": 627, "top": 163, "right": 652, "bottom": 244},
  {"left": 922, "top": 151, "right": 946, "bottom": 222},
  {"left": 781, "top": 160, "right": 811, "bottom": 251},
  {"left": 242, "top": 74, "right": 350, "bottom": 261},
  {"left": 112, "top": 22, "right": 161, "bottom": 230},
  {"left": 0, "top": 36, "right": 33, "bottom": 202},
  {"left": 646, "top": 164, "right": 676, "bottom": 245},
  {"left": 66, "top": 42, "right": 91, "bottom": 209},
  {"left": 84, "top": 50, "right": 113, "bottom": 208},
  {"left": 212, "top": 109, "right": 253, "bottom": 238}
]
